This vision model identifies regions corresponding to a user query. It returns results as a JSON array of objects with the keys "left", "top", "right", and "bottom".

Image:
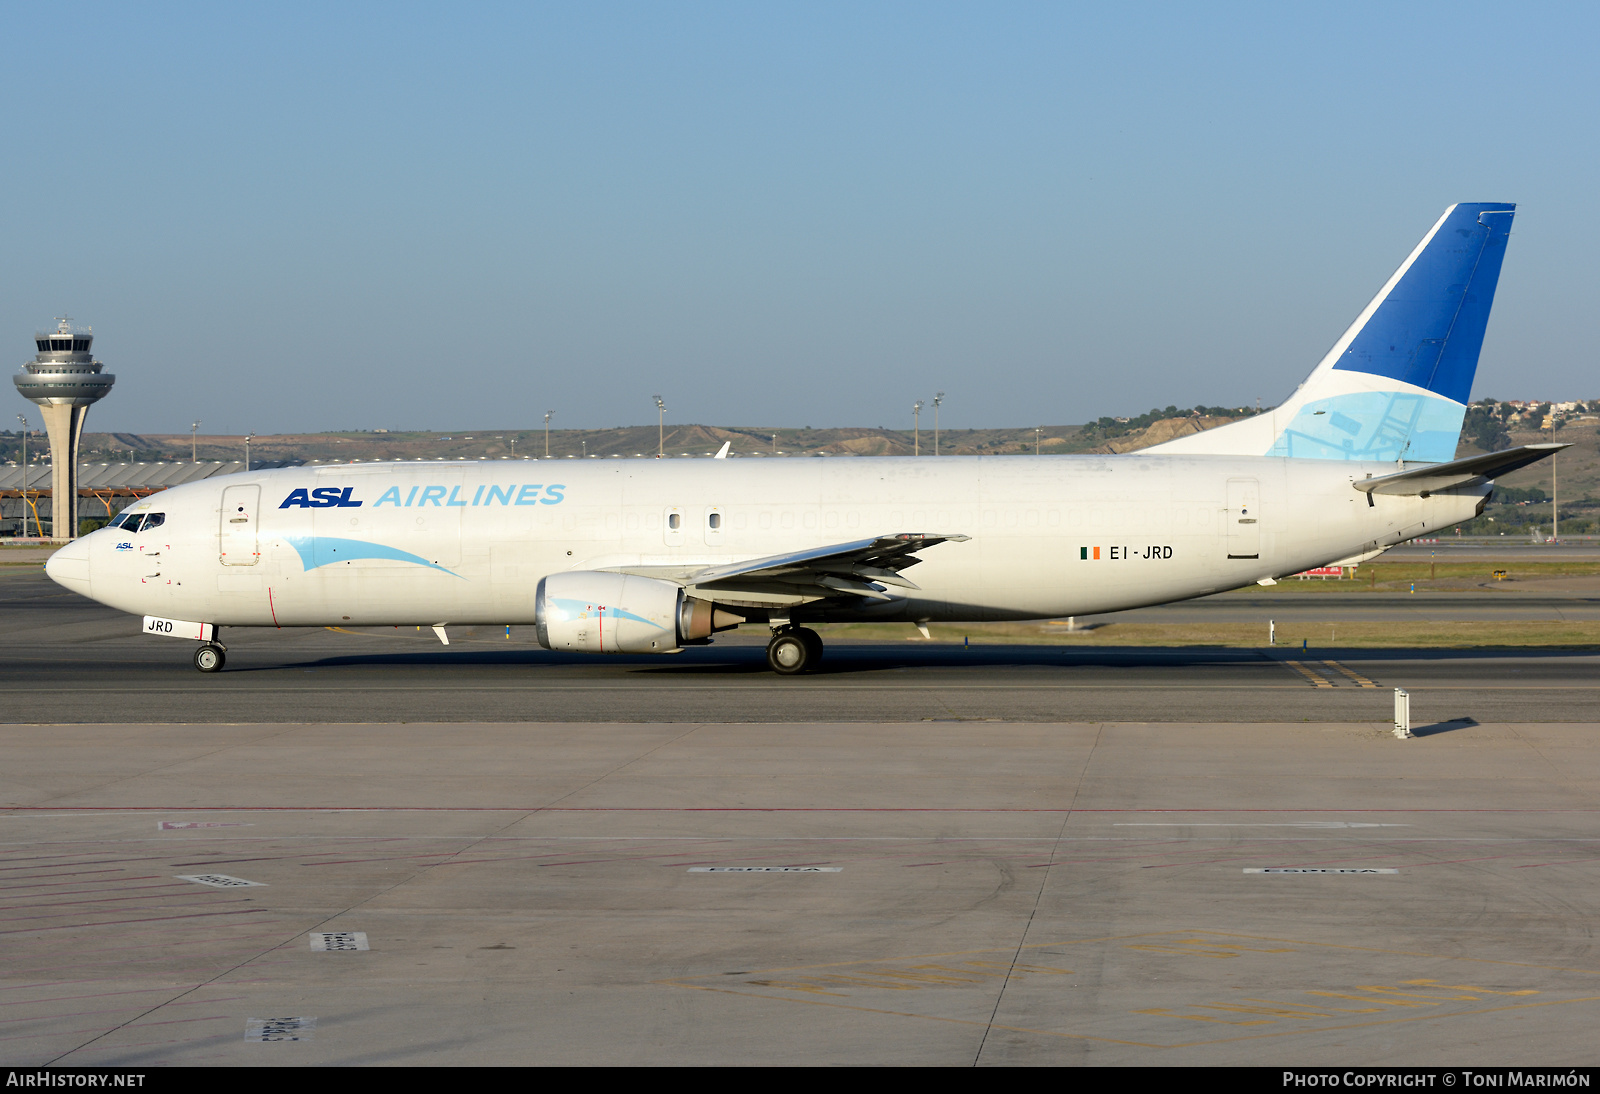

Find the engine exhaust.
[{"left": 679, "top": 598, "right": 745, "bottom": 641}]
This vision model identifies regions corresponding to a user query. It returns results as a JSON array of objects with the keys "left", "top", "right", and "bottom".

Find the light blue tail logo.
[{"left": 1270, "top": 391, "right": 1465, "bottom": 462}]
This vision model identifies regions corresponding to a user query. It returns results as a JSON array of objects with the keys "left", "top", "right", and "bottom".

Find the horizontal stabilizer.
[{"left": 1353, "top": 444, "right": 1566, "bottom": 496}]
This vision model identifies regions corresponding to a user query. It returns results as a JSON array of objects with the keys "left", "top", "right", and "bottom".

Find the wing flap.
[{"left": 685, "top": 533, "right": 969, "bottom": 600}]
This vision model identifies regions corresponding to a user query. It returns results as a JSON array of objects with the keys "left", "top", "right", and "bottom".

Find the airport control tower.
[{"left": 13, "top": 318, "right": 115, "bottom": 541}]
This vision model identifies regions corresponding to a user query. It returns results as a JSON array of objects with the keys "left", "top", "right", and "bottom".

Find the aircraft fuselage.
[{"left": 50, "top": 453, "right": 1485, "bottom": 630}]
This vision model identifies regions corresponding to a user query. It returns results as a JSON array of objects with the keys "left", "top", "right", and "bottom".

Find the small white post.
[
  {"left": 1393, "top": 688, "right": 1411, "bottom": 739},
  {"left": 1269, "top": 619, "right": 1275, "bottom": 645}
]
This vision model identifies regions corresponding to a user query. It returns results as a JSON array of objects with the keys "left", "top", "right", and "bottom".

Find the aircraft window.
[
  {"left": 708, "top": 513, "right": 721, "bottom": 530},
  {"left": 140, "top": 513, "right": 165, "bottom": 531},
  {"left": 668, "top": 513, "right": 680, "bottom": 530},
  {"left": 110, "top": 512, "right": 140, "bottom": 530}
]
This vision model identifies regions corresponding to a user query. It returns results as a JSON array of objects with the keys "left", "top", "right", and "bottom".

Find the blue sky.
[{"left": 5, "top": 2, "right": 1598, "bottom": 433}]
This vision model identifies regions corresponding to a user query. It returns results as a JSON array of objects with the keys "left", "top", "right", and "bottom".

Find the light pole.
[
  {"left": 191, "top": 420, "right": 201, "bottom": 463},
  {"left": 1035, "top": 427, "right": 1042, "bottom": 455},
  {"left": 653, "top": 395, "right": 665, "bottom": 458},
  {"left": 15, "top": 415, "right": 29, "bottom": 538},
  {"left": 933, "top": 392, "right": 944, "bottom": 456},
  {"left": 544, "top": 410, "right": 553, "bottom": 458},
  {"left": 245, "top": 433, "right": 254, "bottom": 472},
  {"left": 913, "top": 400, "right": 924, "bottom": 456}
]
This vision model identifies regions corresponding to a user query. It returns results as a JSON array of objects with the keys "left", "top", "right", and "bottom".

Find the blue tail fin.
[{"left": 1148, "top": 203, "right": 1516, "bottom": 463}]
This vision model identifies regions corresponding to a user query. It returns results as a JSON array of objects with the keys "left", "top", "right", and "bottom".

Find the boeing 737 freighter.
[{"left": 43, "top": 202, "right": 1561, "bottom": 673}]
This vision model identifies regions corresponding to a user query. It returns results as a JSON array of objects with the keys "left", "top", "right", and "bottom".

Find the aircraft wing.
[
  {"left": 682, "top": 533, "right": 970, "bottom": 601},
  {"left": 1354, "top": 444, "right": 1568, "bottom": 496}
]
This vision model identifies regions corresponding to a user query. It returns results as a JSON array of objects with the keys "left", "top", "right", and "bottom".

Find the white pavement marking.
[
  {"left": 245, "top": 1016, "right": 315, "bottom": 1042},
  {"left": 175, "top": 873, "right": 266, "bottom": 887},
  {"left": 158, "top": 820, "right": 254, "bottom": 830},
  {"left": 310, "top": 931, "right": 370, "bottom": 951},
  {"left": 1244, "top": 867, "right": 1400, "bottom": 874},
  {"left": 1116, "top": 822, "right": 1409, "bottom": 828},
  {"left": 688, "top": 866, "right": 842, "bottom": 872}
]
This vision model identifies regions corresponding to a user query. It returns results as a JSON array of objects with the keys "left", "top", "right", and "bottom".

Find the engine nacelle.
[
  {"left": 534, "top": 572, "right": 749, "bottom": 654},
  {"left": 535, "top": 572, "right": 684, "bottom": 653}
]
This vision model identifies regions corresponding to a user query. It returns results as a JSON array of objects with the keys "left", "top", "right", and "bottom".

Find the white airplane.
[{"left": 45, "top": 202, "right": 1560, "bottom": 674}]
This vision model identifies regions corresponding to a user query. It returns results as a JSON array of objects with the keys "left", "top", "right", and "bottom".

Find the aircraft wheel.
[
  {"left": 193, "top": 644, "right": 226, "bottom": 673},
  {"left": 766, "top": 631, "right": 812, "bottom": 675},
  {"left": 794, "top": 627, "right": 824, "bottom": 666}
]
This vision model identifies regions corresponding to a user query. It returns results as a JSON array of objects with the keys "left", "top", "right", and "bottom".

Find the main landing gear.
[
  {"left": 193, "top": 642, "right": 226, "bottom": 673},
  {"left": 766, "top": 627, "right": 823, "bottom": 675}
]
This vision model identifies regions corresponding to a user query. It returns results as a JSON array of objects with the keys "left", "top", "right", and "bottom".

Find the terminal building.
[{"left": 0, "top": 460, "right": 259, "bottom": 538}]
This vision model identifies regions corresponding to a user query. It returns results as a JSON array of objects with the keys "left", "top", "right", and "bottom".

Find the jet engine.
[{"left": 534, "top": 571, "right": 743, "bottom": 654}]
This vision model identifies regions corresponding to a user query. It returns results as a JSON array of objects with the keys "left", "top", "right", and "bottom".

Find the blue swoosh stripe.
[{"left": 284, "top": 536, "right": 462, "bottom": 578}]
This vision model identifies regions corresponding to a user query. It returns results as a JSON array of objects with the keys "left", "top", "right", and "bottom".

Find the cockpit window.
[{"left": 109, "top": 511, "right": 164, "bottom": 533}]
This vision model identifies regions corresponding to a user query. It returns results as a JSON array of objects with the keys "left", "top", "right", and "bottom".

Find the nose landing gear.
[
  {"left": 193, "top": 642, "right": 227, "bottom": 673},
  {"left": 766, "top": 627, "right": 823, "bottom": 675}
]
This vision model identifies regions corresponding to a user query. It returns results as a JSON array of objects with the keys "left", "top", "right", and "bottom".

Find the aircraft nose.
[{"left": 44, "top": 537, "right": 93, "bottom": 597}]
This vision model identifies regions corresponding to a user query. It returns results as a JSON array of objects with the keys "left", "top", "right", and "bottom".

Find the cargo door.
[
  {"left": 1226, "top": 477, "right": 1260, "bottom": 559},
  {"left": 219, "top": 484, "right": 261, "bottom": 567}
]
